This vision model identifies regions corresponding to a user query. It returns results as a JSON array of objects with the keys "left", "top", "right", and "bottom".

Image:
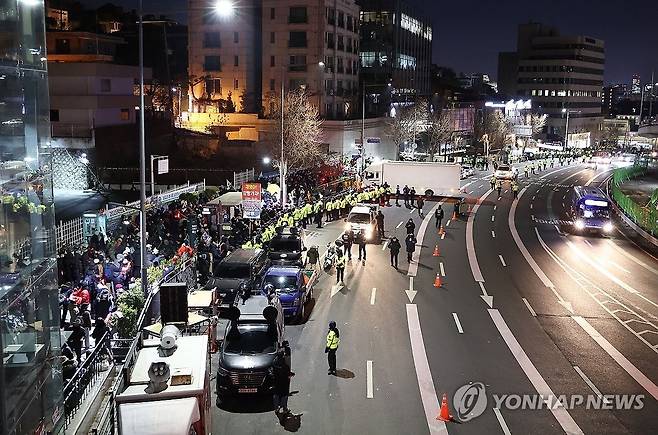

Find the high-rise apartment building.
[
  {"left": 631, "top": 74, "right": 641, "bottom": 95},
  {"left": 188, "top": 0, "right": 360, "bottom": 119},
  {"left": 358, "top": 0, "right": 432, "bottom": 116},
  {"left": 602, "top": 83, "right": 627, "bottom": 116},
  {"left": 1, "top": 1, "right": 64, "bottom": 434},
  {"left": 498, "top": 23, "right": 605, "bottom": 141}
]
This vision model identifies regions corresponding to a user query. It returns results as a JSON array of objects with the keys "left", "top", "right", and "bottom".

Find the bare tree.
[
  {"left": 386, "top": 99, "right": 429, "bottom": 159},
  {"left": 263, "top": 88, "right": 322, "bottom": 202},
  {"left": 520, "top": 113, "right": 547, "bottom": 153},
  {"left": 602, "top": 123, "right": 624, "bottom": 149},
  {"left": 475, "top": 110, "right": 512, "bottom": 153},
  {"left": 426, "top": 110, "right": 453, "bottom": 161}
]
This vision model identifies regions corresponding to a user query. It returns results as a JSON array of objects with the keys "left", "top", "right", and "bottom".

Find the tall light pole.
[
  {"left": 280, "top": 71, "right": 286, "bottom": 206},
  {"left": 562, "top": 108, "right": 581, "bottom": 151},
  {"left": 138, "top": 0, "right": 148, "bottom": 297}
]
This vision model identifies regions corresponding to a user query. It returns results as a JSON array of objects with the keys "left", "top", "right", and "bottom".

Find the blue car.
[{"left": 261, "top": 266, "right": 314, "bottom": 323}]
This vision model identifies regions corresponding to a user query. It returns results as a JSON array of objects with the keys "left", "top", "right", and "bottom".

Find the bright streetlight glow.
[
  {"left": 215, "top": 0, "right": 235, "bottom": 17},
  {"left": 262, "top": 157, "right": 271, "bottom": 165},
  {"left": 318, "top": 61, "right": 325, "bottom": 67}
]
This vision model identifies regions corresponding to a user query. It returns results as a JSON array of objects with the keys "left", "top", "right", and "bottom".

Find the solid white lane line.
[
  {"left": 439, "top": 262, "right": 445, "bottom": 277},
  {"left": 396, "top": 221, "right": 403, "bottom": 229},
  {"left": 491, "top": 230, "right": 496, "bottom": 238},
  {"left": 366, "top": 360, "right": 374, "bottom": 398},
  {"left": 585, "top": 169, "right": 614, "bottom": 186},
  {"left": 608, "top": 240, "right": 658, "bottom": 276},
  {"left": 408, "top": 202, "right": 441, "bottom": 277},
  {"left": 406, "top": 305, "right": 448, "bottom": 435},
  {"left": 572, "top": 316, "right": 658, "bottom": 401},
  {"left": 382, "top": 240, "right": 389, "bottom": 251},
  {"left": 522, "top": 297, "right": 537, "bottom": 317},
  {"left": 493, "top": 408, "right": 512, "bottom": 435},
  {"left": 452, "top": 313, "right": 464, "bottom": 333},
  {"left": 466, "top": 189, "right": 493, "bottom": 282},
  {"left": 573, "top": 365, "right": 608, "bottom": 402},
  {"left": 498, "top": 255, "right": 507, "bottom": 267},
  {"left": 606, "top": 259, "right": 631, "bottom": 274},
  {"left": 489, "top": 309, "right": 584, "bottom": 435},
  {"left": 370, "top": 288, "right": 376, "bottom": 305}
]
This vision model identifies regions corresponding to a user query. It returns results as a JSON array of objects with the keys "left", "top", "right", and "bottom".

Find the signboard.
[
  {"left": 366, "top": 137, "right": 381, "bottom": 144},
  {"left": 513, "top": 125, "right": 532, "bottom": 137},
  {"left": 241, "top": 182, "right": 262, "bottom": 219},
  {"left": 157, "top": 157, "right": 169, "bottom": 175}
]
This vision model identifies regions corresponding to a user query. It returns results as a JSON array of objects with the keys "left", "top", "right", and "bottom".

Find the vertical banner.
[{"left": 241, "top": 182, "right": 262, "bottom": 219}]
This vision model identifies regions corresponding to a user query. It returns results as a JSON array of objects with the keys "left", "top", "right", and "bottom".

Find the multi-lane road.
[{"left": 213, "top": 162, "right": 658, "bottom": 434}]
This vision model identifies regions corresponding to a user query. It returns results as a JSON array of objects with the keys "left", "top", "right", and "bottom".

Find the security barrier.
[{"left": 610, "top": 165, "right": 658, "bottom": 236}]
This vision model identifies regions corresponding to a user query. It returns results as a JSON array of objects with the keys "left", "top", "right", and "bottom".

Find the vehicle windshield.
[
  {"left": 581, "top": 205, "right": 609, "bottom": 219},
  {"left": 497, "top": 165, "right": 511, "bottom": 172},
  {"left": 216, "top": 263, "right": 251, "bottom": 279},
  {"left": 269, "top": 239, "right": 302, "bottom": 252},
  {"left": 264, "top": 275, "right": 298, "bottom": 293},
  {"left": 224, "top": 324, "right": 277, "bottom": 354},
  {"left": 348, "top": 213, "right": 371, "bottom": 224}
]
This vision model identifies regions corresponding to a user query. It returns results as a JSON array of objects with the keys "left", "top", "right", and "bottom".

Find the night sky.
[{"left": 83, "top": 0, "right": 658, "bottom": 85}]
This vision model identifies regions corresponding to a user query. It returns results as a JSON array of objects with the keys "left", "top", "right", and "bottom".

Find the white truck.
[{"left": 364, "top": 161, "right": 461, "bottom": 197}]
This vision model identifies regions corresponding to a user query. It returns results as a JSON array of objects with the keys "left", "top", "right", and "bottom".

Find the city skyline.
[{"left": 78, "top": 0, "right": 658, "bottom": 85}]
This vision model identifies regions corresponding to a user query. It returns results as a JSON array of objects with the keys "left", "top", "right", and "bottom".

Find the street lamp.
[
  {"left": 262, "top": 156, "right": 271, "bottom": 165},
  {"left": 215, "top": 0, "right": 235, "bottom": 17},
  {"left": 561, "top": 108, "right": 580, "bottom": 150}
]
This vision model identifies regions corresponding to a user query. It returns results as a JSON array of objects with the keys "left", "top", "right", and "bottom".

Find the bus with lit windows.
[{"left": 570, "top": 186, "right": 613, "bottom": 234}]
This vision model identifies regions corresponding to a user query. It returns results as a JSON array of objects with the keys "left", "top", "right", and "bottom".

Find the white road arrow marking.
[
  {"left": 405, "top": 276, "right": 417, "bottom": 303},
  {"left": 479, "top": 281, "right": 493, "bottom": 308}
]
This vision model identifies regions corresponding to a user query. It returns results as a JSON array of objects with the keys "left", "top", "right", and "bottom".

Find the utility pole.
[
  {"left": 138, "top": 0, "right": 148, "bottom": 297},
  {"left": 361, "top": 81, "right": 365, "bottom": 177},
  {"left": 280, "top": 72, "right": 286, "bottom": 206}
]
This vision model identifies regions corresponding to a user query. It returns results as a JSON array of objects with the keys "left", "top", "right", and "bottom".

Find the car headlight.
[
  {"left": 217, "top": 364, "right": 230, "bottom": 377},
  {"left": 603, "top": 222, "right": 613, "bottom": 233},
  {"left": 574, "top": 219, "right": 585, "bottom": 230}
]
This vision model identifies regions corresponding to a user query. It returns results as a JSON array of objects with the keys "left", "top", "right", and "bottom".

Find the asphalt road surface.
[{"left": 212, "top": 162, "right": 658, "bottom": 435}]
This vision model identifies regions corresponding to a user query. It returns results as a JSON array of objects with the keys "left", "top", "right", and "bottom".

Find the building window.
[
  {"left": 234, "top": 55, "right": 239, "bottom": 67},
  {"left": 288, "top": 31, "right": 307, "bottom": 48},
  {"left": 288, "top": 6, "right": 307, "bottom": 23},
  {"left": 234, "top": 79, "right": 239, "bottom": 90},
  {"left": 289, "top": 55, "right": 307, "bottom": 72},
  {"left": 270, "top": 7, "right": 275, "bottom": 19},
  {"left": 203, "top": 32, "right": 221, "bottom": 48},
  {"left": 234, "top": 32, "right": 239, "bottom": 43},
  {"left": 337, "top": 35, "right": 344, "bottom": 51},
  {"left": 100, "top": 78, "right": 111, "bottom": 92},
  {"left": 270, "top": 32, "right": 275, "bottom": 43},
  {"left": 337, "top": 11, "right": 344, "bottom": 28},
  {"left": 360, "top": 51, "right": 376, "bottom": 67},
  {"left": 326, "top": 7, "right": 335, "bottom": 25},
  {"left": 326, "top": 32, "right": 335, "bottom": 49},
  {"left": 270, "top": 79, "right": 276, "bottom": 91},
  {"left": 398, "top": 54, "right": 416, "bottom": 70},
  {"left": 204, "top": 55, "right": 221, "bottom": 72},
  {"left": 50, "top": 109, "right": 60, "bottom": 121},
  {"left": 205, "top": 78, "right": 222, "bottom": 95},
  {"left": 270, "top": 55, "right": 275, "bottom": 67},
  {"left": 346, "top": 15, "right": 353, "bottom": 31},
  {"left": 120, "top": 108, "right": 130, "bottom": 120}
]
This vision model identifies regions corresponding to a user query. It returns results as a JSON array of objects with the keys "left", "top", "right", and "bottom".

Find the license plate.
[{"left": 238, "top": 388, "right": 258, "bottom": 393}]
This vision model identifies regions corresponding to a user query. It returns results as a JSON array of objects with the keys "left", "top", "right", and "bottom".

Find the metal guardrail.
[
  {"left": 61, "top": 332, "right": 113, "bottom": 431},
  {"left": 610, "top": 165, "right": 658, "bottom": 236},
  {"left": 87, "top": 258, "right": 198, "bottom": 434}
]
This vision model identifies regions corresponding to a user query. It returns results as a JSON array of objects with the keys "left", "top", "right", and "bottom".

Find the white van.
[{"left": 346, "top": 205, "right": 379, "bottom": 242}]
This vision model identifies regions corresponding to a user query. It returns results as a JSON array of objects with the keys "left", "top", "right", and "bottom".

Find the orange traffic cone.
[
  {"left": 438, "top": 225, "right": 445, "bottom": 235},
  {"left": 436, "top": 393, "right": 453, "bottom": 422},
  {"left": 433, "top": 273, "right": 442, "bottom": 288},
  {"left": 433, "top": 245, "right": 440, "bottom": 256}
]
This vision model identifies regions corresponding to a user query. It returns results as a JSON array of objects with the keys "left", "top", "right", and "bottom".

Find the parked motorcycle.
[{"left": 323, "top": 242, "right": 338, "bottom": 271}]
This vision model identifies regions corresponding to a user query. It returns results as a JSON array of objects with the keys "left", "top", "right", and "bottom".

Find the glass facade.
[{"left": 0, "top": 1, "right": 63, "bottom": 434}]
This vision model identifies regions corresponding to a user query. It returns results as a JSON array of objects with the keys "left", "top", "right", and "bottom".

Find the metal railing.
[
  {"left": 610, "top": 164, "right": 658, "bottom": 236},
  {"left": 61, "top": 332, "right": 114, "bottom": 431}
]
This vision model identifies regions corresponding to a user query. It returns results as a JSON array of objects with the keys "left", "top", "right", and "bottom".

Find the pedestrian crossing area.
[
  {"left": 531, "top": 216, "right": 573, "bottom": 226},
  {"left": 527, "top": 182, "right": 575, "bottom": 189},
  {"left": 305, "top": 230, "right": 321, "bottom": 238}
]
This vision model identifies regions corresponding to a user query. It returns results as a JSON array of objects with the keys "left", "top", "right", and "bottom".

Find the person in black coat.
[
  {"left": 355, "top": 231, "right": 367, "bottom": 262},
  {"left": 395, "top": 185, "right": 401, "bottom": 206},
  {"left": 405, "top": 218, "right": 415, "bottom": 235},
  {"left": 388, "top": 236, "right": 401, "bottom": 269},
  {"left": 375, "top": 211, "right": 385, "bottom": 239},
  {"left": 273, "top": 351, "right": 294, "bottom": 420},
  {"left": 435, "top": 206, "right": 444, "bottom": 228},
  {"left": 405, "top": 234, "right": 417, "bottom": 263}
]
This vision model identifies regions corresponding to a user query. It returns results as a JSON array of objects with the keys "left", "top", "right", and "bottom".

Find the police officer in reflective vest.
[{"left": 325, "top": 321, "right": 340, "bottom": 375}]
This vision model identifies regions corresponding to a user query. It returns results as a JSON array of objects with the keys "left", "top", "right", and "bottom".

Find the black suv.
[
  {"left": 206, "top": 248, "right": 269, "bottom": 312},
  {"left": 216, "top": 294, "right": 285, "bottom": 406},
  {"left": 267, "top": 227, "right": 307, "bottom": 266}
]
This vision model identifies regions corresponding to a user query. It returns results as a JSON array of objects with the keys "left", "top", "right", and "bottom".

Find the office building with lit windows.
[
  {"left": 357, "top": 0, "right": 432, "bottom": 116},
  {"left": 498, "top": 23, "right": 605, "bottom": 142},
  {"left": 188, "top": 0, "right": 361, "bottom": 119},
  {"left": 1, "top": 1, "right": 64, "bottom": 434}
]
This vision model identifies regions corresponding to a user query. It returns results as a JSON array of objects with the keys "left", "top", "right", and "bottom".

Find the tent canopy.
[
  {"left": 119, "top": 397, "right": 200, "bottom": 435},
  {"left": 207, "top": 191, "right": 242, "bottom": 207}
]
